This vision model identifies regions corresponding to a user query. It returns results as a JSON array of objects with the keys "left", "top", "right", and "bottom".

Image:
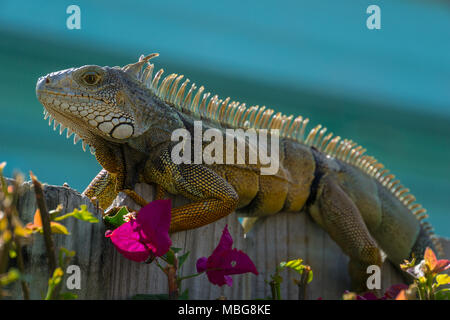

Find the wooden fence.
[{"left": 9, "top": 180, "right": 449, "bottom": 300}]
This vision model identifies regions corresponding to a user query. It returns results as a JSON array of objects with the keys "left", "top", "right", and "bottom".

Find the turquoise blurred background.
[{"left": 0, "top": 1, "right": 449, "bottom": 235}]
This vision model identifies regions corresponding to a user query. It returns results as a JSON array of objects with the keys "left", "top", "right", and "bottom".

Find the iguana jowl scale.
[{"left": 36, "top": 53, "right": 442, "bottom": 290}]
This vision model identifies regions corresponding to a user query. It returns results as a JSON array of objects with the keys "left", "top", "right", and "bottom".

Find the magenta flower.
[
  {"left": 105, "top": 200, "right": 172, "bottom": 262},
  {"left": 355, "top": 292, "right": 380, "bottom": 300},
  {"left": 196, "top": 225, "right": 258, "bottom": 287},
  {"left": 345, "top": 283, "right": 409, "bottom": 300}
]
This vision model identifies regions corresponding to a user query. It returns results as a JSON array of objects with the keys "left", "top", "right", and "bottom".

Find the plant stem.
[
  {"left": 44, "top": 280, "right": 57, "bottom": 300},
  {"left": 30, "top": 172, "right": 57, "bottom": 275},
  {"left": 53, "top": 212, "right": 75, "bottom": 221},
  {"left": 167, "top": 265, "right": 179, "bottom": 300},
  {"left": 178, "top": 272, "right": 203, "bottom": 282},
  {"left": 269, "top": 280, "right": 281, "bottom": 300},
  {"left": 155, "top": 260, "right": 165, "bottom": 273},
  {"left": 30, "top": 172, "right": 62, "bottom": 299},
  {"left": 297, "top": 270, "right": 309, "bottom": 300},
  {"left": 417, "top": 283, "right": 425, "bottom": 300}
]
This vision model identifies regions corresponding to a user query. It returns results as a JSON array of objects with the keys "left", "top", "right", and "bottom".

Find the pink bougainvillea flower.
[
  {"left": 356, "top": 292, "right": 380, "bottom": 300},
  {"left": 196, "top": 225, "right": 258, "bottom": 287},
  {"left": 105, "top": 199, "right": 172, "bottom": 262},
  {"left": 424, "top": 247, "right": 450, "bottom": 274},
  {"left": 383, "top": 284, "right": 409, "bottom": 300},
  {"left": 344, "top": 283, "right": 409, "bottom": 300}
]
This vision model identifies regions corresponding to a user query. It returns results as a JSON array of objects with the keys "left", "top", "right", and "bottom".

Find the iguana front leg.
[
  {"left": 169, "top": 163, "right": 239, "bottom": 232},
  {"left": 146, "top": 149, "right": 239, "bottom": 232},
  {"left": 83, "top": 167, "right": 150, "bottom": 210},
  {"left": 84, "top": 141, "right": 149, "bottom": 210},
  {"left": 310, "top": 175, "right": 382, "bottom": 292},
  {"left": 83, "top": 169, "right": 118, "bottom": 210}
]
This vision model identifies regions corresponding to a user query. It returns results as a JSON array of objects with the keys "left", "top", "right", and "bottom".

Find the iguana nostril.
[{"left": 45, "top": 76, "right": 50, "bottom": 84}]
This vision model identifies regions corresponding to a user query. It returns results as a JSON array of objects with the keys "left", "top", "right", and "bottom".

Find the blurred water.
[{"left": 0, "top": 0, "right": 448, "bottom": 235}]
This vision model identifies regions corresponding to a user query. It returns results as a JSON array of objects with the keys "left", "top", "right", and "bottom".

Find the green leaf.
[
  {"left": 56, "top": 205, "right": 99, "bottom": 223},
  {"left": 306, "top": 270, "right": 313, "bottom": 284},
  {"left": 49, "top": 267, "right": 64, "bottom": 286},
  {"left": 103, "top": 206, "right": 130, "bottom": 227},
  {"left": 59, "top": 292, "right": 78, "bottom": 300},
  {"left": 165, "top": 250, "right": 176, "bottom": 265},
  {"left": 49, "top": 222, "right": 70, "bottom": 235},
  {"left": 45, "top": 268, "right": 64, "bottom": 300},
  {"left": 71, "top": 205, "right": 99, "bottom": 223},
  {"left": 177, "top": 251, "right": 190, "bottom": 268},
  {"left": 170, "top": 247, "right": 182, "bottom": 254},
  {"left": 58, "top": 246, "right": 76, "bottom": 267},
  {"left": 436, "top": 274, "right": 450, "bottom": 287},
  {"left": 9, "top": 249, "right": 17, "bottom": 259},
  {"left": 281, "top": 259, "right": 306, "bottom": 275},
  {"left": 285, "top": 259, "right": 303, "bottom": 268},
  {"left": 435, "top": 288, "right": 450, "bottom": 300},
  {"left": 0, "top": 268, "right": 20, "bottom": 286},
  {"left": 35, "top": 222, "right": 70, "bottom": 235},
  {"left": 132, "top": 294, "right": 169, "bottom": 300},
  {"left": 59, "top": 247, "right": 76, "bottom": 258}
]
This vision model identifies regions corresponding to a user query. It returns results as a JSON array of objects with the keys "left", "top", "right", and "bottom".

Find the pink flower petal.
[
  {"left": 205, "top": 249, "right": 258, "bottom": 286},
  {"left": 224, "top": 275, "right": 233, "bottom": 287},
  {"left": 106, "top": 220, "right": 151, "bottom": 262},
  {"left": 206, "top": 271, "right": 233, "bottom": 287},
  {"left": 196, "top": 257, "right": 208, "bottom": 273},
  {"left": 137, "top": 199, "right": 172, "bottom": 257},
  {"left": 214, "top": 249, "right": 258, "bottom": 275},
  {"left": 211, "top": 224, "right": 233, "bottom": 257},
  {"left": 359, "top": 292, "right": 379, "bottom": 300},
  {"left": 196, "top": 225, "right": 258, "bottom": 287}
]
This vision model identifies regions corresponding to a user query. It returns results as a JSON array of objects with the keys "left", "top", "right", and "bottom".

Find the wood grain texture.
[
  {"left": 245, "top": 212, "right": 410, "bottom": 300},
  {"left": 8, "top": 179, "right": 449, "bottom": 300}
]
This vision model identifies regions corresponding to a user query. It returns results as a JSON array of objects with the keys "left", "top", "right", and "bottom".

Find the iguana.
[{"left": 36, "top": 53, "right": 442, "bottom": 291}]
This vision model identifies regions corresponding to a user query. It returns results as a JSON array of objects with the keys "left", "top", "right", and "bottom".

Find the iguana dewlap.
[{"left": 36, "top": 53, "right": 442, "bottom": 291}]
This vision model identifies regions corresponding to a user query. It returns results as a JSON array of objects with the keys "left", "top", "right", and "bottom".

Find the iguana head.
[{"left": 36, "top": 54, "right": 162, "bottom": 153}]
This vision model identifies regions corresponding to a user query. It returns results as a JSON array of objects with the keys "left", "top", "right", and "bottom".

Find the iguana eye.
[{"left": 82, "top": 71, "right": 101, "bottom": 85}]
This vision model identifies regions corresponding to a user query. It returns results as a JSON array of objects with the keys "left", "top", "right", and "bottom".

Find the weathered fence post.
[
  {"left": 9, "top": 179, "right": 450, "bottom": 299},
  {"left": 245, "top": 213, "right": 408, "bottom": 299},
  {"left": 11, "top": 180, "right": 249, "bottom": 299}
]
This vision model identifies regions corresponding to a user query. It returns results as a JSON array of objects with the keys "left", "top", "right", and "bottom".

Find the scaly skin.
[{"left": 36, "top": 54, "right": 441, "bottom": 291}]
